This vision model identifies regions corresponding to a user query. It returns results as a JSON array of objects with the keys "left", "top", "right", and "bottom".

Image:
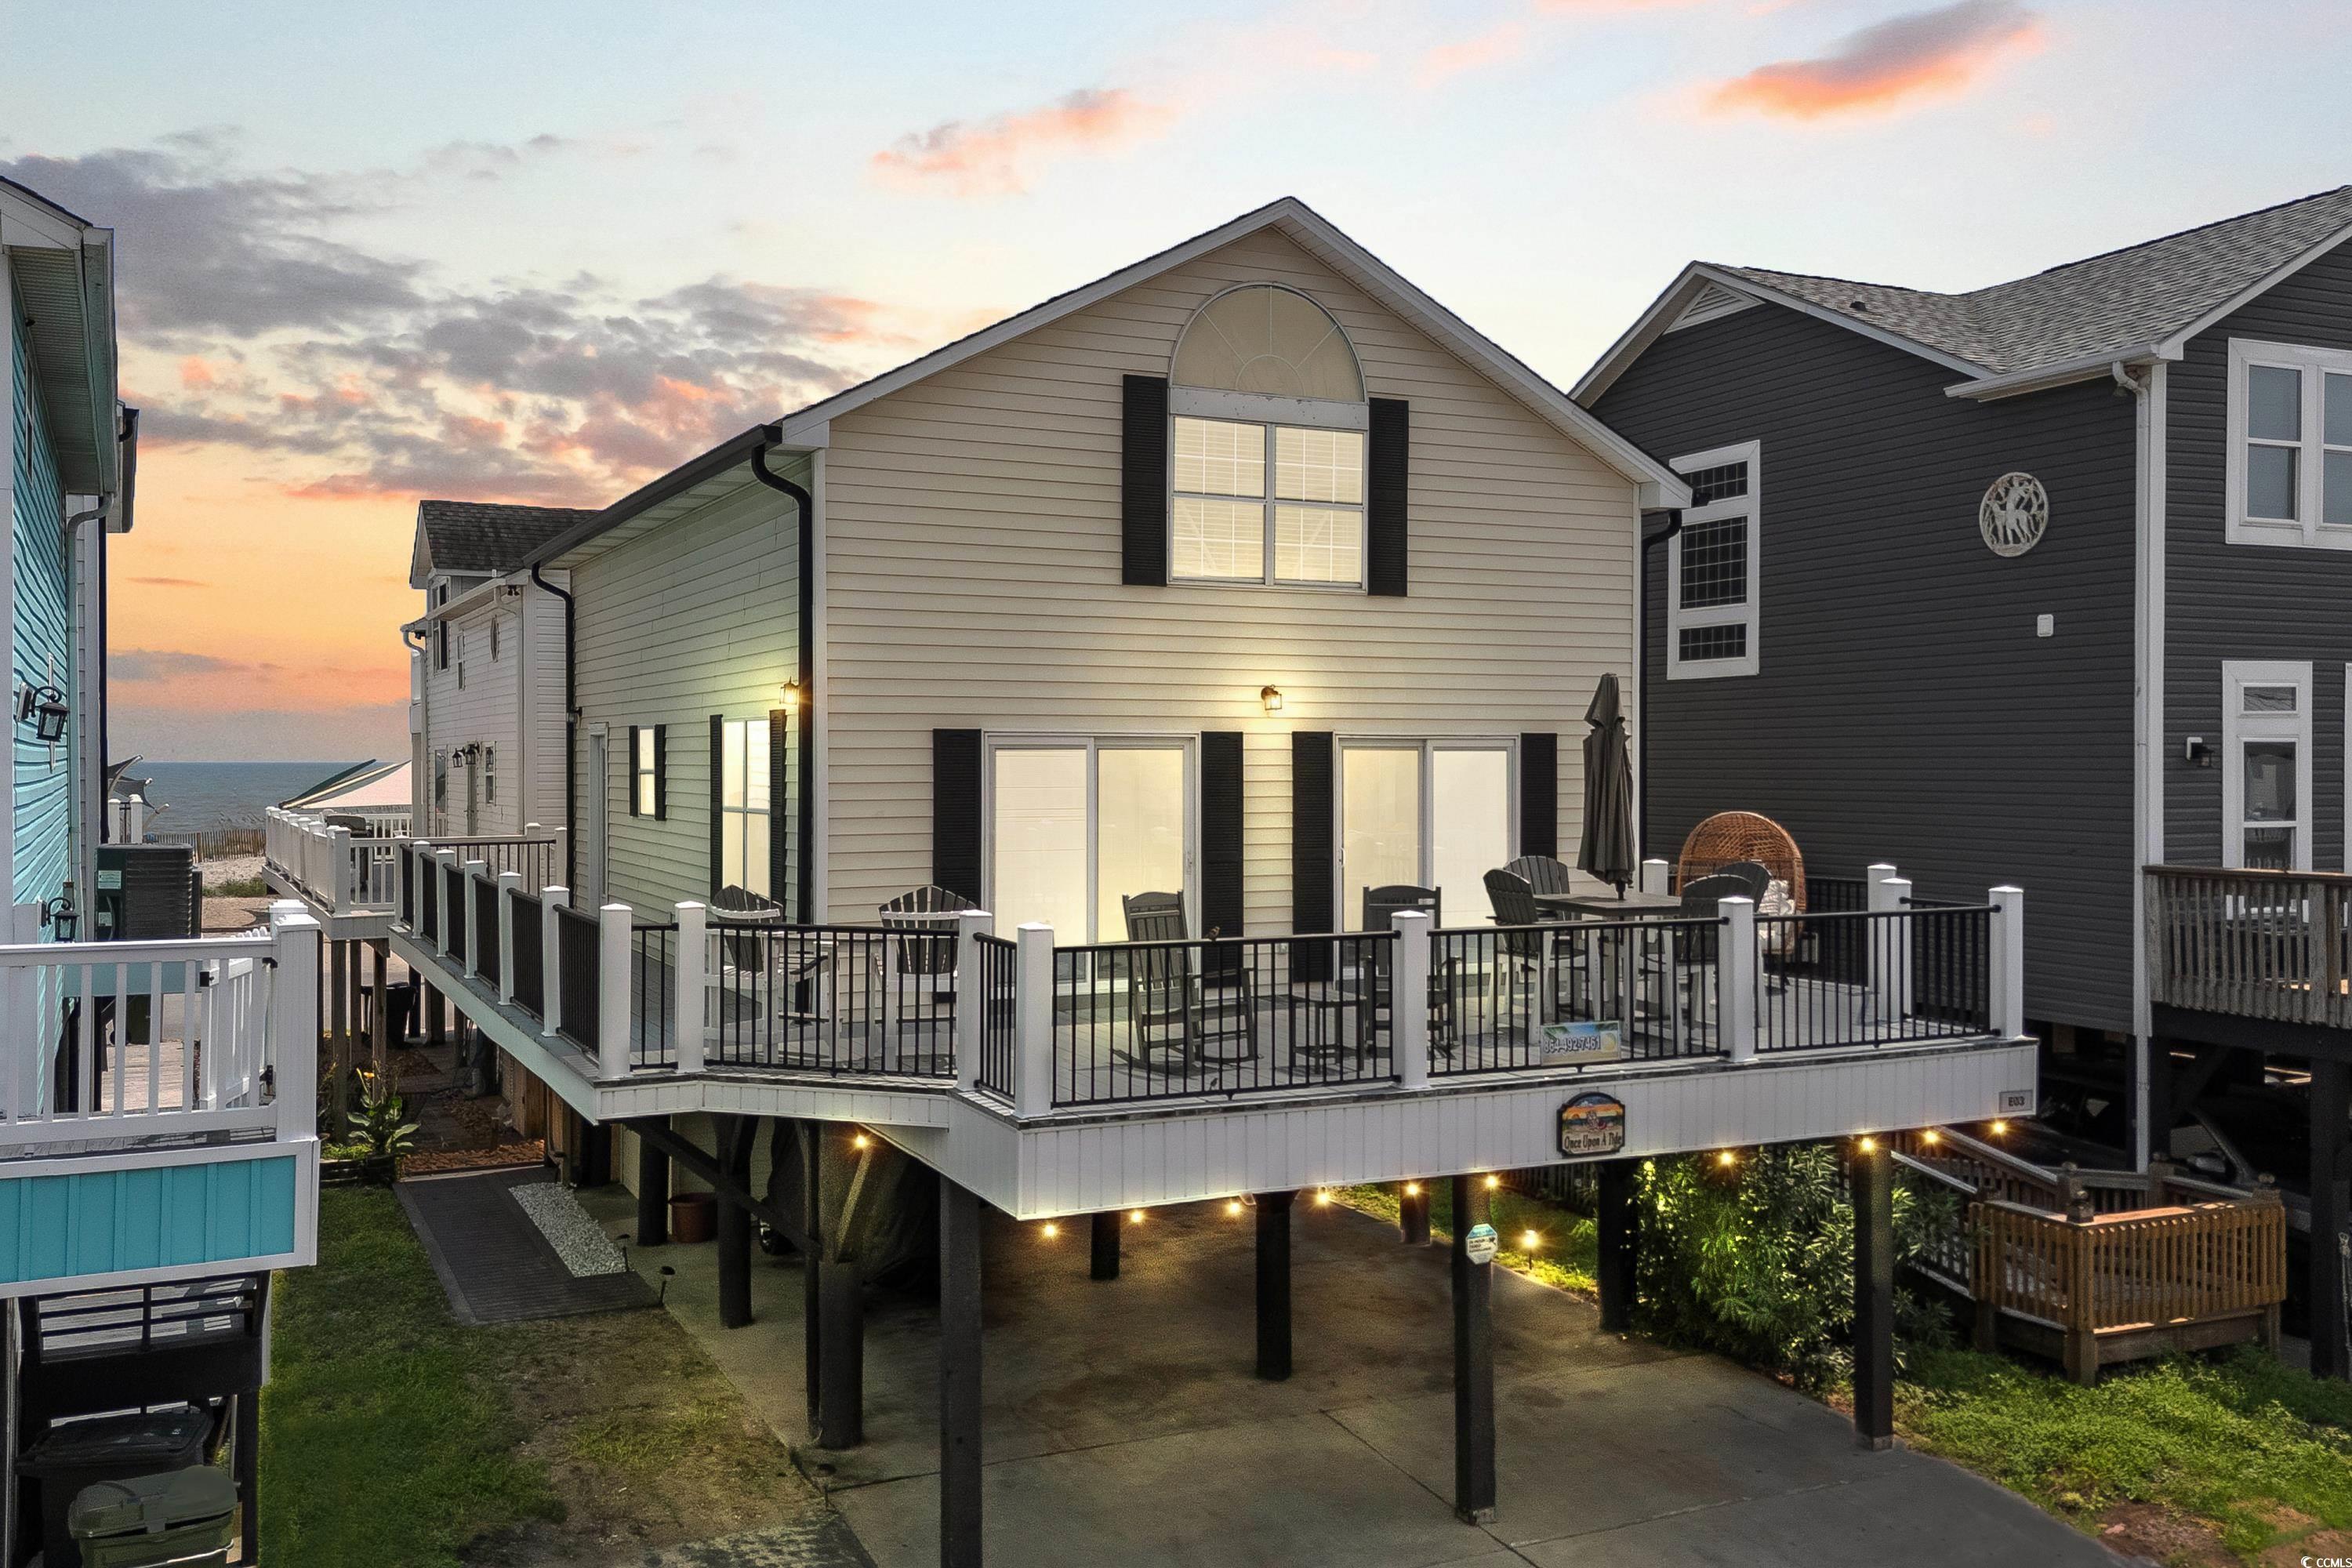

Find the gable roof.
[
  {"left": 413, "top": 499, "right": 598, "bottom": 584},
  {"left": 528, "top": 197, "right": 1690, "bottom": 567},
  {"left": 1579, "top": 185, "right": 2352, "bottom": 405}
]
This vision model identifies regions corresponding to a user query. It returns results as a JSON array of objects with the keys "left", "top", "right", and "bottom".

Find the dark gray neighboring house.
[{"left": 1576, "top": 187, "right": 2352, "bottom": 1205}]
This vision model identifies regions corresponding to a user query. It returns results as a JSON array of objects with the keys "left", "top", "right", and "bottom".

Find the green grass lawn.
[
  {"left": 1338, "top": 1181, "right": 1598, "bottom": 1296},
  {"left": 263, "top": 1189, "right": 561, "bottom": 1567},
  {"left": 1899, "top": 1344, "right": 2352, "bottom": 1563}
]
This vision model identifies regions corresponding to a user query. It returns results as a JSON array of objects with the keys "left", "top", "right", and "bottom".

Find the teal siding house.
[{"left": 0, "top": 175, "right": 319, "bottom": 1300}]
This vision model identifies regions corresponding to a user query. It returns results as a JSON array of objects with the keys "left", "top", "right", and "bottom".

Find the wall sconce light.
[
  {"left": 782, "top": 677, "right": 801, "bottom": 713},
  {"left": 40, "top": 890, "right": 77, "bottom": 942},
  {"left": 16, "top": 684, "right": 67, "bottom": 743},
  {"left": 1260, "top": 684, "right": 1283, "bottom": 715},
  {"left": 2184, "top": 735, "right": 2212, "bottom": 768}
]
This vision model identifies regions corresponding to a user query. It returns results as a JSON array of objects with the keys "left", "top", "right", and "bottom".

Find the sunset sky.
[{"left": 6, "top": 0, "right": 2345, "bottom": 762}]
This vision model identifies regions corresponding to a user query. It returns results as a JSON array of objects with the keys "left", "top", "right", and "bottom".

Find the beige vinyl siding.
[
  {"left": 821, "top": 227, "right": 1639, "bottom": 931},
  {"left": 569, "top": 476, "right": 801, "bottom": 916}
]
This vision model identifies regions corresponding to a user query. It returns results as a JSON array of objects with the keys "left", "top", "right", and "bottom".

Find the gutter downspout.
[
  {"left": 62, "top": 498, "right": 110, "bottom": 920},
  {"left": 530, "top": 564, "right": 577, "bottom": 889},
  {"left": 751, "top": 443, "right": 816, "bottom": 924},
  {"left": 1636, "top": 510, "right": 1684, "bottom": 862},
  {"left": 401, "top": 625, "right": 432, "bottom": 826}
]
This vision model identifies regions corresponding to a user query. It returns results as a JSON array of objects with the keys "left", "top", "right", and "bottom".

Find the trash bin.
[
  {"left": 17, "top": 1406, "right": 214, "bottom": 1568},
  {"left": 70, "top": 1465, "right": 238, "bottom": 1567}
]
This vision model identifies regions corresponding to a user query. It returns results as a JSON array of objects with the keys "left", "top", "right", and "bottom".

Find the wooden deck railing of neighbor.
[
  {"left": 1893, "top": 1128, "right": 2285, "bottom": 1384},
  {"left": 2146, "top": 864, "right": 2352, "bottom": 1028},
  {"left": 398, "top": 842, "right": 2027, "bottom": 1112}
]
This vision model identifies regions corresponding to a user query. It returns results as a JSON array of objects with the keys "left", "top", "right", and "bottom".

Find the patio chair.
[
  {"left": 1677, "top": 812, "right": 1806, "bottom": 911},
  {"left": 1362, "top": 884, "right": 1458, "bottom": 1057},
  {"left": 1483, "top": 869, "right": 1563, "bottom": 1025},
  {"left": 1118, "top": 891, "right": 1258, "bottom": 1073},
  {"left": 1501, "top": 855, "right": 1577, "bottom": 899},
  {"left": 877, "top": 885, "right": 977, "bottom": 1069},
  {"left": 1636, "top": 872, "right": 1744, "bottom": 1039}
]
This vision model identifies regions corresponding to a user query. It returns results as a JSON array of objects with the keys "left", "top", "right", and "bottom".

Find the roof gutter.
[
  {"left": 751, "top": 439, "right": 817, "bottom": 923},
  {"left": 1944, "top": 343, "right": 2180, "bottom": 403},
  {"left": 530, "top": 564, "right": 578, "bottom": 890},
  {"left": 524, "top": 421, "right": 785, "bottom": 569},
  {"left": 1636, "top": 508, "right": 1684, "bottom": 863}
]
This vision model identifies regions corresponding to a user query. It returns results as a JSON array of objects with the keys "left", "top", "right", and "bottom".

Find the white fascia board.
[
  {"left": 0, "top": 184, "right": 84, "bottom": 250},
  {"left": 82, "top": 230, "right": 119, "bottom": 494},
  {"left": 767, "top": 196, "right": 1690, "bottom": 506},
  {"left": 1704, "top": 266, "right": 1989, "bottom": 382},
  {"left": 2156, "top": 216, "right": 2352, "bottom": 356},
  {"left": 1944, "top": 344, "right": 2178, "bottom": 402},
  {"left": 1571, "top": 263, "right": 1723, "bottom": 405}
]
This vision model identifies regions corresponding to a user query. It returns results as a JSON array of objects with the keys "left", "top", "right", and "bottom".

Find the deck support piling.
[
  {"left": 1450, "top": 1174, "right": 1497, "bottom": 1523},
  {"left": 634, "top": 1117, "right": 670, "bottom": 1247},
  {"left": 1090, "top": 1210, "right": 1121, "bottom": 1280},
  {"left": 1597, "top": 1160, "right": 1639, "bottom": 1334},
  {"left": 1399, "top": 1181, "right": 1430, "bottom": 1246},
  {"left": 1255, "top": 1190, "right": 1294, "bottom": 1381},
  {"left": 938, "top": 1174, "right": 984, "bottom": 1568},
  {"left": 1852, "top": 1138, "right": 1896, "bottom": 1446},
  {"left": 369, "top": 943, "right": 389, "bottom": 1069},
  {"left": 2312, "top": 1060, "right": 2350, "bottom": 1381},
  {"left": 715, "top": 1116, "right": 755, "bottom": 1329},
  {"left": 426, "top": 982, "right": 446, "bottom": 1046},
  {"left": 328, "top": 938, "right": 349, "bottom": 1090},
  {"left": 818, "top": 1259, "right": 866, "bottom": 1449},
  {"left": 235, "top": 1387, "right": 260, "bottom": 1564},
  {"left": 800, "top": 1121, "right": 824, "bottom": 1428}
]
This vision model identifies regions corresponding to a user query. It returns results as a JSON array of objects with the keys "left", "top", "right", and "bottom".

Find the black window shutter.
[
  {"left": 653, "top": 724, "right": 668, "bottom": 820},
  {"left": 934, "top": 728, "right": 983, "bottom": 905},
  {"left": 1519, "top": 733, "right": 1558, "bottom": 859},
  {"left": 1290, "top": 731, "right": 1334, "bottom": 979},
  {"left": 768, "top": 708, "right": 789, "bottom": 913},
  {"left": 708, "top": 715, "right": 724, "bottom": 895},
  {"left": 436, "top": 622, "right": 449, "bottom": 669},
  {"left": 628, "top": 726, "right": 641, "bottom": 817},
  {"left": 1367, "top": 397, "right": 1410, "bottom": 597},
  {"left": 1122, "top": 374, "right": 1170, "bottom": 586},
  {"left": 1200, "top": 733, "right": 1244, "bottom": 941}
]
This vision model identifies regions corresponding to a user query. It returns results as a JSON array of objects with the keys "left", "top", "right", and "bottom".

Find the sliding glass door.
[
  {"left": 1338, "top": 739, "right": 1514, "bottom": 930},
  {"left": 988, "top": 738, "right": 1193, "bottom": 941}
]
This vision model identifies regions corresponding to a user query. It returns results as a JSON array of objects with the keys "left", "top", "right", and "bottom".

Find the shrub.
[{"left": 1632, "top": 1142, "right": 1951, "bottom": 1389}]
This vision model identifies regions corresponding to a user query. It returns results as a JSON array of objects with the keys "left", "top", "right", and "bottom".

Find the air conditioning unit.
[{"left": 96, "top": 844, "right": 200, "bottom": 941}]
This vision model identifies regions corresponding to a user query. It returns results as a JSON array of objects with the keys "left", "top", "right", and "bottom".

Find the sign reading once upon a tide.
[{"left": 1558, "top": 1092, "right": 1627, "bottom": 1157}]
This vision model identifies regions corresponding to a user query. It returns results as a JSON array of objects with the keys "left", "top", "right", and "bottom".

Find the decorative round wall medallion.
[{"left": 1980, "top": 472, "right": 2049, "bottom": 557}]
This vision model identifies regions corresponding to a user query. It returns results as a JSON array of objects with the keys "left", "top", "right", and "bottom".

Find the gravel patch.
[{"left": 513, "top": 1181, "right": 629, "bottom": 1276}]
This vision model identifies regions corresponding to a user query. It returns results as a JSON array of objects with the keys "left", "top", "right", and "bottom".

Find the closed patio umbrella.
[{"left": 1577, "top": 673, "right": 1637, "bottom": 897}]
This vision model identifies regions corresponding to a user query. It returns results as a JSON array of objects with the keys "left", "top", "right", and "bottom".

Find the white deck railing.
[
  {"left": 0, "top": 904, "right": 319, "bottom": 1151},
  {"left": 398, "top": 847, "right": 2028, "bottom": 1116},
  {"left": 269, "top": 809, "right": 561, "bottom": 920}
]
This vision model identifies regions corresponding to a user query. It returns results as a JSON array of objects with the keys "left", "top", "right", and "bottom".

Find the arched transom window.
[{"left": 1169, "top": 285, "right": 1367, "bottom": 589}]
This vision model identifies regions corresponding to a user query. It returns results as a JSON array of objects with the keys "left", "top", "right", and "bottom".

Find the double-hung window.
[
  {"left": 1668, "top": 441, "right": 1760, "bottom": 678},
  {"left": 630, "top": 725, "right": 665, "bottom": 819},
  {"left": 2221, "top": 660, "right": 2311, "bottom": 871},
  {"left": 2227, "top": 339, "right": 2352, "bottom": 546},
  {"left": 717, "top": 719, "right": 771, "bottom": 897},
  {"left": 1172, "top": 417, "right": 1366, "bottom": 586},
  {"left": 483, "top": 744, "right": 497, "bottom": 804},
  {"left": 985, "top": 736, "right": 1193, "bottom": 941}
]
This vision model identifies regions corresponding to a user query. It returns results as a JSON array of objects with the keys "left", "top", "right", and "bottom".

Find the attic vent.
[
  {"left": 1849, "top": 299, "right": 1870, "bottom": 313},
  {"left": 1666, "top": 281, "right": 1759, "bottom": 333}
]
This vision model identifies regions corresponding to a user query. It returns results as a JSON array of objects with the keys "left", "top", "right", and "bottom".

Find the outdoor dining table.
[{"left": 1532, "top": 888, "right": 1693, "bottom": 1052}]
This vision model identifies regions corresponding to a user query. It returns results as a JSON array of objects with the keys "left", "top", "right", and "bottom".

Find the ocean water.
[{"left": 134, "top": 760, "right": 365, "bottom": 839}]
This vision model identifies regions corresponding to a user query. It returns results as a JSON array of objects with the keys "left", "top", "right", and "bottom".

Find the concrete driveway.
[{"left": 585, "top": 1188, "right": 2119, "bottom": 1568}]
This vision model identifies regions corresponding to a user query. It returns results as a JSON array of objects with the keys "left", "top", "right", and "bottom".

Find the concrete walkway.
[{"left": 580, "top": 1189, "right": 2120, "bottom": 1567}]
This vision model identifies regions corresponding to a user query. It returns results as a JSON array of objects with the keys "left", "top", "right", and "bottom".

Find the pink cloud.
[
  {"left": 1417, "top": 21, "right": 1530, "bottom": 86},
  {"left": 1706, "top": 0, "right": 2042, "bottom": 119},
  {"left": 870, "top": 88, "right": 1175, "bottom": 198}
]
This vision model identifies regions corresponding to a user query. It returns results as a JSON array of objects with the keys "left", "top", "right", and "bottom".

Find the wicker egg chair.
[{"left": 1676, "top": 811, "right": 1806, "bottom": 913}]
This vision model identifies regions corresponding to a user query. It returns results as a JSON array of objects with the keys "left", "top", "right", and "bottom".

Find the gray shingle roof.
[
  {"left": 417, "top": 499, "right": 599, "bottom": 575},
  {"left": 1715, "top": 185, "right": 2352, "bottom": 378}
]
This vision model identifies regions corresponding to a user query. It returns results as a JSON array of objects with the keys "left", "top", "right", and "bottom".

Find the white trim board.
[
  {"left": 2219, "top": 659, "right": 2312, "bottom": 871},
  {"left": 769, "top": 197, "right": 1689, "bottom": 507},
  {"left": 1664, "top": 440, "right": 1762, "bottom": 681}
]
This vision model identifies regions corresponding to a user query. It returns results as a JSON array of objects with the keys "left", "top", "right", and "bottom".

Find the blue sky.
[{"left": 4, "top": 0, "right": 2347, "bottom": 758}]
